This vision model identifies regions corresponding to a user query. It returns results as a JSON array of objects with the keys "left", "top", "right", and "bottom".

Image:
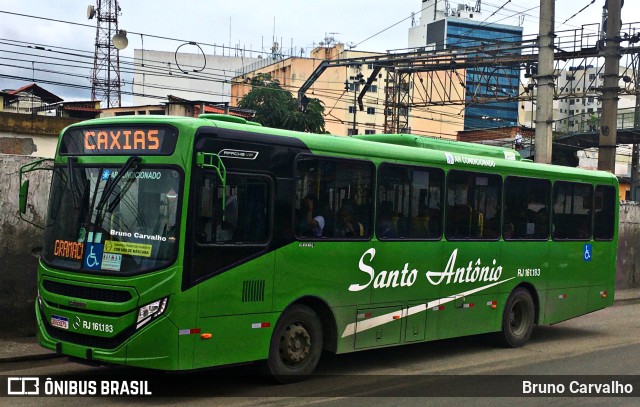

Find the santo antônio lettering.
[
  {"left": 348, "top": 248, "right": 504, "bottom": 292},
  {"left": 84, "top": 129, "right": 160, "bottom": 152}
]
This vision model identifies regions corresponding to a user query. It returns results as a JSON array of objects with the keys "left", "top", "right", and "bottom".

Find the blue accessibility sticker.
[
  {"left": 583, "top": 244, "right": 592, "bottom": 262},
  {"left": 84, "top": 243, "right": 104, "bottom": 270}
]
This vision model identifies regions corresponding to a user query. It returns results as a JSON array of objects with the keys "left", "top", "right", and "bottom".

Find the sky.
[{"left": 0, "top": 0, "right": 637, "bottom": 103}]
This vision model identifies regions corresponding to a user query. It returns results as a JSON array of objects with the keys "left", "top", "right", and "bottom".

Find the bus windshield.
[{"left": 41, "top": 164, "right": 181, "bottom": 274}]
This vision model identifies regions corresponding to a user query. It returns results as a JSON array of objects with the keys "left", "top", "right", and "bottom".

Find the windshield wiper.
[
  {"left": 89, "top": 156, "right": 141, "bottom": 240},
  {"left": 95, "top": 156, "right": 141, "bottom": 214},
  {"left": 67, "top": 157, "right": 80, "bottom": 209}
]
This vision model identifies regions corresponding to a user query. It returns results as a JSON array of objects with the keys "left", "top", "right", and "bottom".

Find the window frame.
[
  {"left": 551, "top": 180, "right": 594, "bottom": 241},
  {"left": 194, "top": 170, "right": 274, "bottom": 248},
  {"left": 502, "top": 175, "right": 551, "bottom": 241},
  {"left": 593, "top": 184, "right": 616, "bottom": 241},
  {"left": 376, "top": 162, "right": 444, "bottom": 241},
  {"left": 293, "top": 154, "right": 375, "bottom": 241},
  {"left": 445, "top": 169, "right": 502, "bottom": 241}
]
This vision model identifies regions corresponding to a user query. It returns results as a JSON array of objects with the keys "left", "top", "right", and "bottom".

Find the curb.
[{"left": 0, "top": 351, "right": 63, "bottom": 364}]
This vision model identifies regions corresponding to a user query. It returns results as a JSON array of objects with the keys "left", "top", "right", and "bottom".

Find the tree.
[{"left": 238, "top": 73, "right": 325, "bottom": 133}]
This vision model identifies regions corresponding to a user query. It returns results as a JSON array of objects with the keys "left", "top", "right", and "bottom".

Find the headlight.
[{"left": 136, "top": 298, "right": 168, "bottom": 329}]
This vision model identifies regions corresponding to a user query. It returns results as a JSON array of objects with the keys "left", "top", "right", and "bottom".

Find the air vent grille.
[{"left": 242, "top": 280, "right": 265, "bottom": 302}]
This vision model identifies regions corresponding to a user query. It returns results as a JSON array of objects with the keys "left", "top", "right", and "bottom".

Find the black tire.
[
  {"left": 266, "top": 304, "right": 323, "bottom": 383},
  {"left": 499, "top": 287, "right": 535, "bottom": 348}
]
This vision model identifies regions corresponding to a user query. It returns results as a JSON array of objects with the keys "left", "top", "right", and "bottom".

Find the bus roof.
[
  {"left": 65, "top": 114, "right": 618, "bottom": 184},
  {"left": 352, "top": 134, "right": 522, "bottom": 161}
]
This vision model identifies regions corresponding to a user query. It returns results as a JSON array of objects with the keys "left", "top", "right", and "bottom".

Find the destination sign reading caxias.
[{"left": 60, "top": 125, "right": 178, "bottom": 155}]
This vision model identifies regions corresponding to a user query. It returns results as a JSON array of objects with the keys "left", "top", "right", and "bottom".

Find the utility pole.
[
  {"left": 352, "top": 83, "right": 358, "bottom": 135},
  {"left": 349, "top": 72, "right": 365, "bottom": 136},
  {"left": 632, "top": 56, "right": 640, "bottom": 200},
  {"left": 598, "top": 0, "right": 622, "bottom": 172},
  {"left": 534, "top": 0, "right": 554, "bottom": 164}
]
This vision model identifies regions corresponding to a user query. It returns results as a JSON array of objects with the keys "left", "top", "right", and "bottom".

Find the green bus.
[{"left": 20, "top": 114, "right": 618, "bottom": 382}]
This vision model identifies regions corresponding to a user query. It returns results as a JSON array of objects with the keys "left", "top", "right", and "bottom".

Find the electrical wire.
[
  {"left": 563, "top": 0, "right": 598, "bottom": 25},
  {"left": 2, "top": 7, "right": 638, "bottom": 138}
]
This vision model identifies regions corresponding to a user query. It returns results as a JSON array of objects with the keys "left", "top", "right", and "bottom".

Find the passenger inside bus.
[
  {"left": 336, "top": 203, "right": 364, "bottom": 238},
  {"left": 377, "top": 202, "right": 396, "bottom": 239},
  {"left": 300, "top": 194, "right": 325, "bottom": 237}
]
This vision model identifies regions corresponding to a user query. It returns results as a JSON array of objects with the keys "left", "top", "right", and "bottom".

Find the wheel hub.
[
  {"left": 510, "top": 301, "right": 526, "bottom": 335},
  {"left": 279, "top": 322, "right": 311, "bottom": 365}
]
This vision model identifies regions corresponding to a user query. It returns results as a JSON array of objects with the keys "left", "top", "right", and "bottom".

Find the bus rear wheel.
[
  {"left": 267, "top": 304, "right": 323, "bottom": 383},
  {"left": 499, "top": 288, "right": 535, "bottom": 348}
]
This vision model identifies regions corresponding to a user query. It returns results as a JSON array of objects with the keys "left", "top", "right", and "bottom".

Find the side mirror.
[
  {"left": 18, "top": 158, "right": 53, "bottom": 229},
  {"left": 19, "top": 180, "right": 29, "bottom": 215}
]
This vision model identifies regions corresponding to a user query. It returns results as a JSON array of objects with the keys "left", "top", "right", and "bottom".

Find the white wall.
[{"left": 132, "top": 50, "right": 261, "bottom": 105}]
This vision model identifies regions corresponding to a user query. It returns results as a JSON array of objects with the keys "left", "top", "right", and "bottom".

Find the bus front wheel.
[
  {"left": 499, "top": 288, "right": 535, "bottom": 348},
  {"left": 267, "top": 304, "right": 323, "bottom": 383}
]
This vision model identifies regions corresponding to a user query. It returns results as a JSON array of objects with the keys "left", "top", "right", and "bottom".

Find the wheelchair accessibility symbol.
[
  {"left": 584, "top": 244, "right": 592, "bottom": 262},
  {"left": 84, "top": 243, "right": 104, "bottom": 270}
]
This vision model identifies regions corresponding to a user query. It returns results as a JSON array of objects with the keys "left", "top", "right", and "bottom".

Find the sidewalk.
[
  {"left": 1, "top": 288, "right": 639, "bottom": 364},
  {"left": 0, "top": 335, "right": 58, "bottom": 363}
]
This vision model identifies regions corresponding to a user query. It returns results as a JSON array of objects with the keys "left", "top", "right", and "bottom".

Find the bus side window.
[
  {"left": 295, "top": 156, "right": 373, "bottom": 240},
  {"left": 377, "top": 164, "right": 443, "bottom": 240},
  {"left": 196, "top": 175, "right": 267, "bottom": 244},
  {"left": 503, "top": 176, "right": 551, "bottom": 241},
  {"left": 594, "top": 185, "right": 616, "bottom": 240},
  {"left": 553, "top": 181, "right": 593, "bottom": 240},
  {"left": 446, "top": 170, "right": 501, "bottom": 241}
]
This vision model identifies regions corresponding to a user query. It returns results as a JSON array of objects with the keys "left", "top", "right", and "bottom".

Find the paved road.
[{"left": 2, "top": 300, "right": 640, "bottom": 406}]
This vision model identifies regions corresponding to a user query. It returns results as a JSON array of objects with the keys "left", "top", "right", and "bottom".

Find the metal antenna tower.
[{"left": 88, "top": 0, "right": 123, "bottom": 107}]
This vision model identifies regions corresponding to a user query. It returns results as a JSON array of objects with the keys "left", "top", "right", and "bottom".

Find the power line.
[
  {"left": 0, "top": 9, "right": 308, "bottom": 60},
  {"left": 562, "top": 1, "right": 598, "bottom": 25}
]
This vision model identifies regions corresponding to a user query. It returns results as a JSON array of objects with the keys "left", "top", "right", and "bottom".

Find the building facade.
[
  {"left": 231, "top": 43, "right": 466, "bottom": 138},
  {"left": 408, "top": 0, "right": 523, "bottom": 130},
  {"left": 554, "top": 65, "right": 636, "bottom": 133},
  {"left": 0, "top": 84, "right": 101, "bottom": 157},
  {"left": 132, "top": 49, "right": 261, "bottom": 106}
]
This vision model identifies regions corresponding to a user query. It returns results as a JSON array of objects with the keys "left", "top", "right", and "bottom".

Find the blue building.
[{"left": 408, "top": 1, "right": 523, "bottom": 130}]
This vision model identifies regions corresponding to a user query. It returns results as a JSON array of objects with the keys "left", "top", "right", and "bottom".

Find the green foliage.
[{"left": 238, "top": 73, "right": 326, "bottom": 133}]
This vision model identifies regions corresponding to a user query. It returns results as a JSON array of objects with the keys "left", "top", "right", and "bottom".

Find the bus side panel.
[
  {"left": 585, "top": 286, "right": 612, "bottom": 314},
  {"left": 588, "top": 240, "right": 615, "bottom": 311},
  {"left": 272, "top": 242, "right": 372, "bottom": 310},
  {"left": 272, "top": 242, "right": 374, "bottom": 354},
  {"left": 544, "top": 287, "right": 588, "bottom": 325},
  {"left": 501, "top": 240, "right": 549, "bottom": 327},
  {"left": 192, "top": 312, "right": 279, "bottom": 369},
  {"left": 500, "top": 241, "right": 549, "bottom": 291},
  {"left": 195, "top": 253, "right": 275, "bottom": 317},
  {"left": 193, "top": 253, "right": 275, "bottom": 366},
  {"left": 543, "top": 241, "right": 590, "bottom": 324},
  {"left": 591, "top": 241, "right": 613, "bottom": 287},
  {"left": 333, "top": 305, "right": 358, "bottom": 353},
  {"left": 436, "top": 241, "right": 506, "bottom": 338},
  {"left": 369, "top": 241, "right": 444, "bottom": 306},
  {"left": 435, "top": 293, "right": 500, "bottom": 339}
]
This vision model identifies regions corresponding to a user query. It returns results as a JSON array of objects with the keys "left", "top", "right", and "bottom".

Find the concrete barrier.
[
  {"left": 618, "top": 201, "right": 640, "bottom": 289},
  {"left": 0, "top": 154, "right": 51, "bottom": 338}
]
